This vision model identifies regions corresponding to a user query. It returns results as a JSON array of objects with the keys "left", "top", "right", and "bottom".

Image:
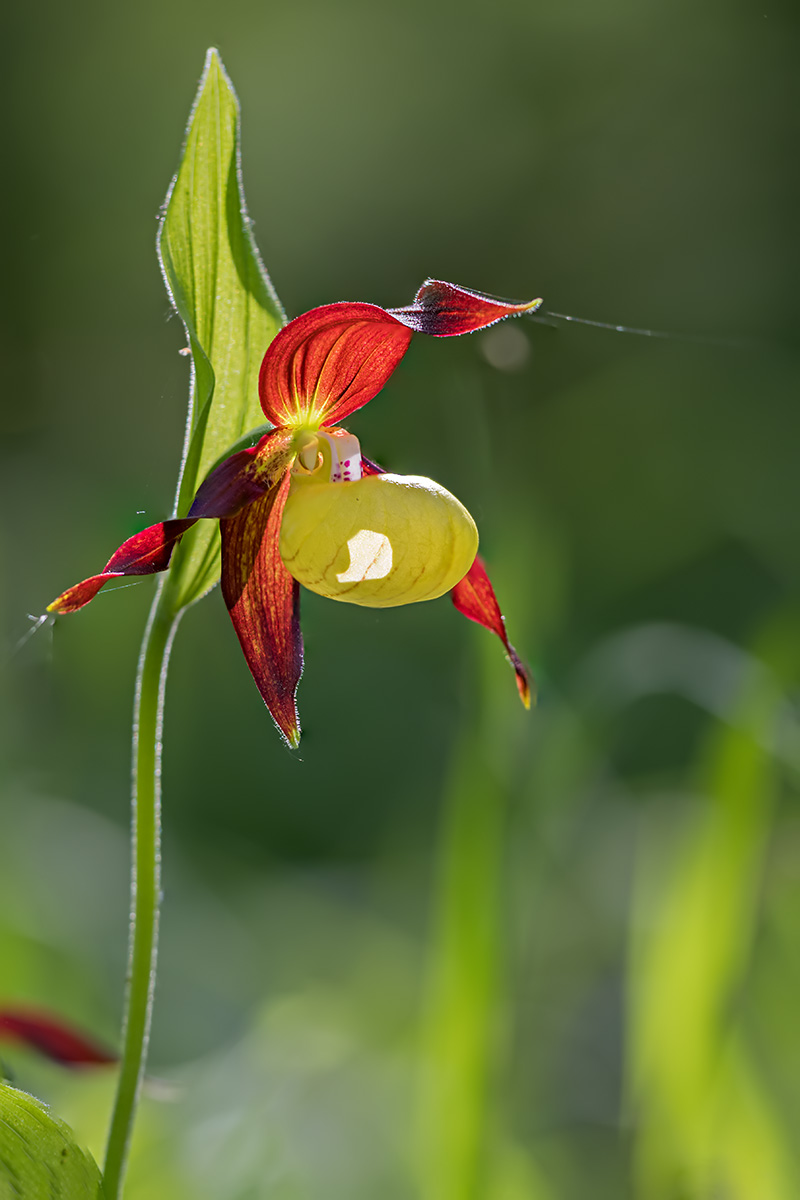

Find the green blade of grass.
[
  {"left": 628, "top": 622, "right": 799, "bottom": 1198},
  {"left": 416, "top": 624, "right": 546, "bottom": 1200}
]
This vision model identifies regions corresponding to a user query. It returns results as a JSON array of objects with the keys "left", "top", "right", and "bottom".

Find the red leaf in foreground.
[
  {"left": 451, "top": 556, "right": 533, "bottom": 708},
  {"left": 391, "top": 279, "right": 543, "bottom": 337},
  {"left": 0, "top": 1007, "right": 117, "bottom": 1067},
  {"left": 221, "top": 473, "right": 303, "bottom": 747}
]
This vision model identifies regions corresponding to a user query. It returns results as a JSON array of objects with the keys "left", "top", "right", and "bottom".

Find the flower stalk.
[{"left": 102, "top": 581, "right": 183, "bottom": 1200}]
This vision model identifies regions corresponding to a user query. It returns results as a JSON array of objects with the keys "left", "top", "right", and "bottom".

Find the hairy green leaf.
[
  {"left": 158, "top": 47, "right": 285, "bottom": 611},
  {"left": 0, "top": 1083, "right": 104, "bottom": 1199}
]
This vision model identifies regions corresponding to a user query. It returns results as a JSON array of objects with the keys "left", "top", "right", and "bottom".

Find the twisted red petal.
[
  {"left": 390, "top": 279, "right": 543, "bottom": 336},
  {"left": 220, "top": 471, "right": 303, "bottom": 747},
  {"left": 258, "top": 303, "right": 413, "bottom": 427},
  {"left": 189, "top": 428, "right": 296, "bottom": 517},
  {"left": 48, "top": 431, "right": 295, "bottom": 616},
  {"left": 47, "top": 519, "right": 196, "bottom": 614},
  {"left": 452, "top": 555, "right": 533, "bottom": 708},
  {"left": 0, "top": 1008, "right": 116, "bottom": 1067}
]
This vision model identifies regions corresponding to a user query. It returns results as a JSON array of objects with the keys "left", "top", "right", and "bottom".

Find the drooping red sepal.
[
  {"left": 258, "top": 303, "right": 413, "bottom": 427},
  {"left": 48, "top": 432, "right": 295, "bottom": 616},
  {"left": 189, "top": 429, "right": 296, "bottom": 518},
  {"left": 452, "top": 555, "right": 533, "bottom": 708},
  {"left": 0, "top": 1007, "right": 117, "bottom": 1067},
  {"left": 189, "top": 449, "right": 265, "bottom": 518},
  {"left": 47, "top": 519, "right": 197, "bottom": 614},
  {"left": 391, "top": 279, "right": 543, "bottom": 337},
  {"left": 220, "top": 472, "right": 303, "bottom": 747}
]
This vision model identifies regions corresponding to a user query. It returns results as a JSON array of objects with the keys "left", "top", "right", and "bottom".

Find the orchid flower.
[{"left": 48, "top": 279, "right": 539, "bottom": 747}]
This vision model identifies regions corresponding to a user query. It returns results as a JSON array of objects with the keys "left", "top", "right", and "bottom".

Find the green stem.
[{"left": 103, "top": 581, "right": 182, "bottom": 1199}]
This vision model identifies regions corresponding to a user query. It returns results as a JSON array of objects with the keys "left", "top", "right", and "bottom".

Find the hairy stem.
[{"left": 103, "top": 582, "right": 182, "bottom": 1199}]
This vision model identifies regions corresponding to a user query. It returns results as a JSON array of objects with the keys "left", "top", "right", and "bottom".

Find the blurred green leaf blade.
[
  {"left": 0, "top": 1082, "right": 104, "bottom": 1199},
  {"left": 629, "top": 634, "right": 799, "bottom": 1199},
  {"left": 158, "top": 47, "right": 285, "bottom": 610}
]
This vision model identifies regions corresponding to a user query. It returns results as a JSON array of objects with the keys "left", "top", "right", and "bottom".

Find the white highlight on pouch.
[{"left": 336, "top": 529, "right": 393, "bottom": 582}]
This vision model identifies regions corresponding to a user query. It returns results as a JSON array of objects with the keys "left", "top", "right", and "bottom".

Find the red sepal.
[
  {"left": 189, "top": 429, "right": 295, "bottom": 518},
  {"left": 391, "top": 279, "right": 542, "bottom": 337},
  {"left": 360, "top": 455, "right": 386, "bottom": 477},
  {"left": 47, "top": 519, "right": 196, "bottom": 614},
  {"left": 258, "top": 303, "right": 413, "bottom": 427},
  {"left": 48, "top": 432, "right": 295, "bottom": 616},
  {"left": 451, "top": 555, "right": 533, "bottom": 708},
  {"left": 189, "top": 449, "right": 266, "bottom": 518},
  {"left": 0, "top": 1007, "right": 117, "bottom": 1067},
  {"left": 220, "top": 472, "right": 303, "bottom": 747}
]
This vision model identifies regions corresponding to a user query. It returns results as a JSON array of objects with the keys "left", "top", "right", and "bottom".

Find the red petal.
[
  {"left": 221, "top": 472, "right": 303, "bottom": 747},
  {"left": 189, "top": 448, "right": 265, "bottom": 517},
  {"left": 190, "top": 429, "right": 296, "bottom": 518},
  {"left": 451, "top": 556, "right": 533, "bottom": 708},
  {"left": 360, "top": 455, "right": 386, "bottom": 477},
  {"left": 47, "top": 519, "right": 197, "bottom": 614},
  {"left": 391, "top": 279, "right": 543, "bottom": 336},
  {"left": 0, "top": 1007, "right": 117, "bottom": 1067},
  {"left": 48, "top": 432, "right": 295, "bottom": 616},
  {"left": 258, "top": 303, "right": 413, "bottom": 427}
]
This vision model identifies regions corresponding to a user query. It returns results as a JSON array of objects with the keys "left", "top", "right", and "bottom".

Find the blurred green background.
[{"left": 2, "top": 1, "right": 798, "bottom": 1197}]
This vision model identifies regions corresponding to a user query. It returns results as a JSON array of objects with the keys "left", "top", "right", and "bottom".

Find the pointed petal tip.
[
  {"left": 47, "top": 575, "right": 110, "bottom": 615},
  {"left": 271, "top": 703, "right": 301, "bottom": 749},
  {"left": 516, "top": 667, "right": 535, "bottom": 710}
]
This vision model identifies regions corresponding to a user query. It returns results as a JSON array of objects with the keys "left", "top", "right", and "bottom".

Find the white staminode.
[
  {"left": 320, "top": 430, "right": 362, "bottom": 482},
  {"left": 336, "top": 529, "right": 393, "bottom": 582}
]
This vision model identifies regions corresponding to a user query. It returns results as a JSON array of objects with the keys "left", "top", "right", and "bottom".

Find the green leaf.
[
  {"left": 628, "top": 634, "right": 799, "bottom": 1198},
  {"left": 158, "top": 47, "right": 285, "bottom": 611},
  {"left": 0, "top": 1082, "right": 104, "bottom": 1199}
]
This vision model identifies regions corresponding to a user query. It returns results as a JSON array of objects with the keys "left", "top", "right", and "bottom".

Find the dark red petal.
[
  {"left": 258, "top": 303, "right": 413, "bottom": 427},
  {"left": 47, "top": 519, "right": 197, "bottom": 614},
  {"left": 189, "top": 448, "right": 265, "bottom": 517},
  {"left": 360, "top": 455, "right": 386, "bottom": 477},
  {"left": 190, "top": 428, "right": 296, "bottom": 518},
  {"left": 0, "top": 1008, "right": 117, "bottom": 1067},
  {"left": 390, "top": 279, "right": 543, "bottom": 337},
  {"left": 451, "top": 555, "right": 533, "bottom": 708},
  {"left": 220, "top": 471, "right": 303, "bottom": 747},
  {"left": 48, "top": 432, "right": 296, "bottom": 617}
]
